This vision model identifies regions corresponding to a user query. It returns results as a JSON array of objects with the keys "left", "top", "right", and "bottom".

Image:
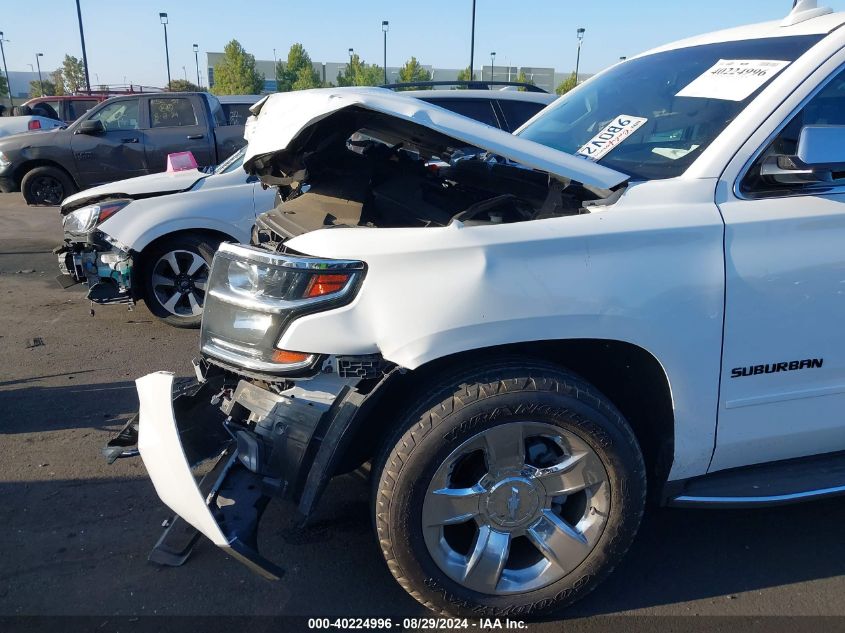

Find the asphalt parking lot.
[{"left": 1, "top": 190, "right": 845, "bottom": 628}]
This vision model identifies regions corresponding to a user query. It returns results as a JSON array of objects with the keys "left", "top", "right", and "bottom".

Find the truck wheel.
[
  {"left": 21, "top": 166, "right": 77, "bottom": 206},
  {"left": 142, "top": 234, "right": 222, "bottom": 328},
  {"left": 373, "top": 361, "right": 646, "bottom": 618}
]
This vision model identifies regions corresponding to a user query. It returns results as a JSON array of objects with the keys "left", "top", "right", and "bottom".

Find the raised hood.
[
  {"left": 61, "top": 169, "right": 208, "bottom": 213},
  {"left": 243, "top": 87, "right": 628, "bottom": 191}
]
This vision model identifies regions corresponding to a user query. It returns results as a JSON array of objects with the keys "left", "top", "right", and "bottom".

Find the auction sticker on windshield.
[
  {"left": 577, "top": 115, "right": 648, "bottom": 161},
  {"left": 676, "top": 59, "right": 790, "bottom": 101}
]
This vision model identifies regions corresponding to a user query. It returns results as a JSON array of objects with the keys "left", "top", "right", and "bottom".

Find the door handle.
[
  {"left": 186, "top": 134, "right": 204, "bottom": 140},
  {"left": 120, "top": 137, "right": 139, "bottom": 143}
]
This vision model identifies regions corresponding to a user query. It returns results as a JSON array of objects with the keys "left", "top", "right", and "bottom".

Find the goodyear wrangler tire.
[{"left": 372, "top": 360, "right": 646, "bottom": 618}]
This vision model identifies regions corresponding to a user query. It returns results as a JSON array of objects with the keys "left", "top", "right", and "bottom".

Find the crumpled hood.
[
  {"left": 61, "top": 169, "right": 208, "bottom": 212},
  {"left": 243, "top": 87, "right": 629, "bottom": 191}
]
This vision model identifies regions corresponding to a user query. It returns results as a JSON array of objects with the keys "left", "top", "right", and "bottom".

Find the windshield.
[
  {"left": 519, "top": 35, "right": 823, "bottom": 180},
  {"left": 214, "top": 147, "right": 246, "bottom": 175}
]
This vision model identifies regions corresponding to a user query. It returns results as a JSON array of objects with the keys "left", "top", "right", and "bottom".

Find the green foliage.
[
  {"left": 211, "top": 40, "right": 265, "bottom": 95},
  {"left": 276, "top": 43, "right": 321, "bottom": 92},
  {"left": 29, "top": 79, "right": 57, "bottom": 97},
  {"left": 50, "top": 70, "right": 65, "bottom": 95},
  {"left": 336, "top": 54, "right": 383, "bottom": 87},
  {"left": 516, "top": 70, "right": 536, "bottom": 92},
  {"left": 397, "top": 57, "right": 431, "bottom": 88},
  {"left": 60, "top": 55, "right": 87, "bottom": 93},
  {"left": 454, "top": 66, "right": 474, "bottom": 88},
  {"left": 167, "top": 79, "right": 202, "bottom": 92},
  {"left": 0, "top": 73, "right": 8, "bottom": 102},
  {"left": 555, "top": 72, "right": 578, "bottom": 95}
]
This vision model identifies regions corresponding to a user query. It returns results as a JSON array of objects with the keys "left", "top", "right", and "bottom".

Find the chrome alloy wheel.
[
  {"left": 421, "top": 421, "right": 610, "bottom": 595},
  {"left": 150, "top": 250, "right": 209, "bottom": 317}
]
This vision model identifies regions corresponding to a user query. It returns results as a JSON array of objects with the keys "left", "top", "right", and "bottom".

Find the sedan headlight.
[
  {"left": 200, "top": 242, "right": 365, "bottom": 374},
  {"left": 0, "top": 151, "right": 11, "bottom": 170},
  {"left": 62, "top": 200, "right": 131, "bottom": 235}
]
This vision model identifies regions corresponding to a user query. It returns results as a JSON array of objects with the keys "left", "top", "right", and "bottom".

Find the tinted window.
[
  {"left": 519, "top": 35, "right": 822, "bottom": 180},
  {"left": 426, "top": 98, "right": 500, "bottom": 128},
  {"left": 742, "top": 67, "right": 845, "bottom": 197},
  {"left": 497, "top": 99, "right": 546, "bottom": 131},
  {"left": 150, "top": 98, "right": 198, "bottom": 128},
  {"left": 32, "top": 101, "right": 60, "bottom": 120},
  {"left": 67, "top": 99, "right": 99, "bottom": 121},
  {"left": 221, "top": 103, "right": 252, "bottom": 126},
  {"left": 89, "top": 99, "right": 140, "bottom": 130}
]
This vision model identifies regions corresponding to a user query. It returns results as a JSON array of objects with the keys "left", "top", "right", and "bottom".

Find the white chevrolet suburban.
[{"left": 117, "top": 0, "right": 845, "bottom": 618}]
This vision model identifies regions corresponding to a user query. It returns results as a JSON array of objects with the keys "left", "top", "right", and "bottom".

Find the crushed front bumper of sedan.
[{"left": 54, "top": 233, "right": 135, "bottom": 305}]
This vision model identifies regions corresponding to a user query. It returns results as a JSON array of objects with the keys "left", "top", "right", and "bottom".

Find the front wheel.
[
  {"left": 373, "top": 361, "right": 646, "bottom": 618},
  {"left": 142, "top": 234, "right": 222, "bottom": 328},
  {"left": 21, "top": 166, "right": 77, "bottom": 206}
]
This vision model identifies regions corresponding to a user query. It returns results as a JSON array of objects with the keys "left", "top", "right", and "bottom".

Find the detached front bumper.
[{"left": 131, "top": 365, "right": 376, "bottom": 579}]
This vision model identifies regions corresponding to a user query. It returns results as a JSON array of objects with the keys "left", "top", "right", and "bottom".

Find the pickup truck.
[
  {"left": 0, "top": 92, "right": 258, "bottom": 205},
  {"left": 118, "top": 0, "right": 845, "bottom": 619}
]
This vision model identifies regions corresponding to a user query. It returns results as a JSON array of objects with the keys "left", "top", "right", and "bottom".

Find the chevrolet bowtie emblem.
[{"left": 507, "top": 486, "right": 520, "bottom": 520}]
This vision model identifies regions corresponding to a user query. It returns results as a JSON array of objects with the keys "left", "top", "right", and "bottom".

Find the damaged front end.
[
  {"left": 55, "top": 198, "right": 135, "bottom": 304},
  {"left": 112, "top": 242, "right": 393, "bottom": 579}
]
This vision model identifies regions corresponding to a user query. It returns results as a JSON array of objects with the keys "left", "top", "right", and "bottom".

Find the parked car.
[
  {"left": 59, "top": 88, "right": 556, "bottom": 326},
  {"left": 0, "top": 95, "right": 108, "bottom": 139},
  {"left": 0, "top": 92, "right": 259, "bottom": 205}
]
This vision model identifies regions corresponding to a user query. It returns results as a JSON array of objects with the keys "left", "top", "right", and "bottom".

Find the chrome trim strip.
[
  {"left": 671, "top": 484, "right": 845, "bottom": 508},
  {"left": 201, "top": 341, "right": 315, "bottom": 373},
  {"left": 733, "top": 60, "right": 845, "bottom": 201},
  {"left": 725, "top": 382, "right": 845, "bottom": 409},
  {"left": 218, "top": 241, "right": 365, "bottom": 270}
]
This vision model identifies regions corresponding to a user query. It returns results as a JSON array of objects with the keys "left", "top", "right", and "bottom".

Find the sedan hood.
[
  {"left": 61, "top": 169, "right": 208, "bottom": 213},
  {"left": 243, "top": 87, "right": 628, "bottom": 191}
]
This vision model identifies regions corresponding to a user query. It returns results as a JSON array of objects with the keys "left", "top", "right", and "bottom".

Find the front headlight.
[
  {"left": 0, "top": 151, "right": 11, "bottom": 169},
  {"left": 62, "top": 200, "right": 131, "bottom": 235},
  {"left": 200, "top": 242, "right": 365, "bottom": 374}
]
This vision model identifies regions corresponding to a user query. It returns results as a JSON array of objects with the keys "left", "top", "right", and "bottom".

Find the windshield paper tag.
[
  {"left": 576, "top": 115, "right": 648, "bottom": 161},
  {"left": 676, "top": 59, "right": 790, "bottom": 101}
]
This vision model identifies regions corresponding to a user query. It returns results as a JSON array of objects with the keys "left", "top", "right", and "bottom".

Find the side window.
[
  {"left": 88, "top": 99, "right": 140, "bottom": 131},
  {"left": 497, "top": 100, "right": 546, "bottom": 131},
  {"left": 32, "top": 101, "right": 60, "bottom": 120},
  {"left": 67, "top": 100, "right": 99, "bottom": 121},
  {"left": 742, "top": 68, "right": 845, "bottom": 197},
  {"left": 150, "top": 98, "right": 198, "bottom": 128},
  {"left": 427, "top": 99, "right": 500, "bottom": 129},
  {"left": 222, "top": 103, "right": 252, "bottom": 126}
]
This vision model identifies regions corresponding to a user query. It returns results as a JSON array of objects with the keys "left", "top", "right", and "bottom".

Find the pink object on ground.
[{"left": 166, "top": 151, "right": 199, "bottom": 172}]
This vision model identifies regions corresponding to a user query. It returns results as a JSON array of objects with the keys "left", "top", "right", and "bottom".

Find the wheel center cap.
[{"left": 485, "top": 477, "right": 540, "bottom": 529}]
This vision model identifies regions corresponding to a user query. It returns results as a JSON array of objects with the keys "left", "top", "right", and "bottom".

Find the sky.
[{"left": 3, "top": 0, "right": 845, "bottom": 87}]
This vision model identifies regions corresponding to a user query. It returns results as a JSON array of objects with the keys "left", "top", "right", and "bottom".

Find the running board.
[{"left": 668, "top": 450, "right": 845, "bottom": 508}]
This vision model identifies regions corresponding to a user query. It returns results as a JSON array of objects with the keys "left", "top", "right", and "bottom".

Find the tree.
[
  {"left": 516, "top": 70, "right": 536, "bottom": 92},
  {"left": 397, "top": 57, "right": 431, "bottom": 88},
  {"left": 455, "top": 66, "right": 474, "bottom": 88},
  {"left": 336, "top": 54, "right": 383, "bottom": 87},
  {"left": 276, "top": 43, "right": 321, "bottom": 92},
  {"left": 555, "top": 72, "right": 578, "bottom": 95},
  {"left": 211, "top": 39, "right": 265, "bottom": 95},
  {"left": 167, "top": 79, "right": 202, "bottom": 92},
  {"left": 60, "top": 55, "right": 87, "bottom": 93},
  {"left": 29, "top": 80, "right": 57, "bottom": 97},
  {"left": 50, "top": 70, "right": 65, "bottom": 95}
]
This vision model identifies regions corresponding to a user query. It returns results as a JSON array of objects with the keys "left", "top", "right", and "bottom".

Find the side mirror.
[
  {"left": 761, "top": 125, "right": 845, "bottom": 185},
  {"left": 77, "top": 119, "right": 105, "bottom": 135}
]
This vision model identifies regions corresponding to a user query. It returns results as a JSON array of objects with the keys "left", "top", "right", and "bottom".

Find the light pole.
[
  {"left": 75, "top": 0, "right": 92, "bottom": 93},
  {"left": 490, "top": 51, "right": 496, "bottom": 82},
  {"left": 193, "top": 44, "right": 201, "bottom": 88},
  {"left": 272, "top": 47, "right": 277, "bottom": 91},
  {"left": 382, "top": 21, "right": 389, "bottom": 84},
  {"left": 182, "top": 65, "right": 187, "bottom": 82},
  {"left": 575, "top": 27, "right": 585, "bottom": 84},
  {"left": 35, "top": 53, "right": 44, "bottom": 96},
  {"left": 348, "top": 47, "right": 353, "bottom": 62},
  {"left": 469, "top": 0, "right": 476, "bottom": 81},
  {"left": 159, "top": 12, "right": 171, "bottom": 90},
  {"left": 0, "top": 32, "right": 11, "bottom": 107}
]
